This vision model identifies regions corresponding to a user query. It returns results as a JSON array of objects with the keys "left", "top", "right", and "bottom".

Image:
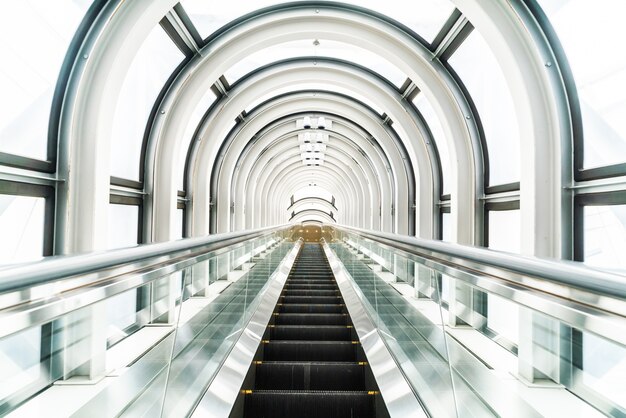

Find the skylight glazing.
[
  {"left": 448, "top": 30, "right": 521, "bottom": 186},
  {"left": 538, "top": 0, "right": 626, "bottom": 169},
  {"left": 413, "top": 93, "right": 451, "bottom": 195},
  {"left": 223, "top": 39, "right": 408, "bottom": 88},
  {"left": 181, "top": 0, "right": 454, "bottom": 44},
  {"left": 178, "top": 89, "right": 217, "bottom": 190},
  {"left": 244, "top": 83, "right": 385, "bottom": 116},
  {"left": 110, "top": 25, "right": 185, "bottom": 180},
  {"left": 0, "top": 0, "right": 93, "bottom": 160}
]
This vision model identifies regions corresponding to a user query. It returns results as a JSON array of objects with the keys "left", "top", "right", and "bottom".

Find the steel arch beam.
[
  {"left": 147, "top": 4, "right": 480, "bottom": 245},
  {"left": 231, "top": 122, "right": 381, "bottom": 230},
  {"left": 205, "top": 58, "right": 433, "bottom": 233},
  {"left": 192, "top": 94, "right": 407, "bottom": 235},
  {"left": 228, "top": 113, "right": 390, "bottom": 231}
]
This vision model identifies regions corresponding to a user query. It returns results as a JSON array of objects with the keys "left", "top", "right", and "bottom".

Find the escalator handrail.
[
  {"left": 335, "top": 225, "right": 626, "bottom": 304},
  {"left": 0, "top": 224, "right": 290, "bottom": 294}
]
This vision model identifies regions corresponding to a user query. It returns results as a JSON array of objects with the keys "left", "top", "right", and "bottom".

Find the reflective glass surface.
[
  {"left": 584, "top": 205, "right": 626, "bottom": 271},
  {"left": 182, "top": 0, "right": 454, "bottom": 44},
  {"left": 293, "top": 185, "right": 333, "bottom": 202},
  {"left": 110, "top": 25, "right": 184, "bottom": 180},
  {"left": 448, "top": 30, "right": 521, "bottom": 186},
  {"left": 414, "top": 93, "right": 451, "bottom": 195},
  {"left": 174, "top": 208, "right": 184, "bottom": 239},
  {"left": 486, "top": 209, "right": 520, "bottom": 344},
  {"left": 244, "top": 83, "right": 385, "bottom": 116},
  {"left": 106, "top": 289, "right": 138, "bottom": 342},
  {"left": 0, "top": 195, "right": 45, "bottom": 265},
  {"left": 107, "top": 204, "right": 139, "bottom": 249},
  {"left": 539, "top": 0, "right": 626, "bottom": 169},
  {"left": 223, "top": 39, "right": 407, "bottom": 88},
  {"left": 0, "top": 1, "right": 92, "bottom": 160},
  {"left": 0, "top": 326, "right": 41, "bottom": 401},
  {"left": 179, "top": 89, "right": 217, "bottom": 189},
  {"left": 581, "top": 330, "right": 626, "bottom": 409}
]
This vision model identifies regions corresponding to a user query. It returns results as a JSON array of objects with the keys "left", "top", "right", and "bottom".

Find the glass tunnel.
[{"left": 1, "top": 0, "right": 626, "bottom": 417}]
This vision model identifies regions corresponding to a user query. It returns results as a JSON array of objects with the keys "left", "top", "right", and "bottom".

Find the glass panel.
[
  {"left": 329, "top": 242, "right": 497, "bottom": 417},
  {"left": 414, "top": 93, "right": 451, "bottom": 194},
  {"left": 441, "top": 212, "right": 452, "bottom": 302},
  {"left": 581, "top": 332, "right": 626, "bottom": 409},
  {"left": 178, "top": 89, "right": 216, "bottom": 190},
  {"left": 344, "top": 0, "right": 455, "bottom": 43},
  {"left": 0, "top": 1, "right": 92, "bottom": 160},
  {"left": 110, "top": 25, "right": 184, "bottom": 180},
  {"left": 244, "top": 82, "right": 385, "bottom": 115},
  {"left": 293, "top": 186, "right": 333, "bottom": 202},
  {"left": 487, "top": 209, "right": 521, "bottom": 253},
  {"left": 72, "top": 241, "right": 291, "bottom": 416},
  {"left": 174, "top": 208, "right": 184, "bottom": 239},
  {"left": 487, "top": 209, "right": 520, "bottom": 344},
  {"left": 0, "top": 326, "right": 41, "bottom": 401},
  {"left": 223, "top": 39, "right": 407, "bottom": 88},
  {"left": 579, "top": 204, "right": 626, "bottom": 408},
  {"left": 583, "top": 205, "right": 626, "bottom": 271},
  {"left": 538, "top": 1, "right": 626, "bottom": 169},
  {"left": 107, "top": 204, "right": 139, "bottom": 249},
  {"left": 106, "top": 289, "right": 138, "bottom": 342},
  {"left": 448, "top": 30, "right": 520, "bottom": 186},
  {"left": 0, "top": 195, "right": 45, "bottom": 265},
  {"left": 182, "top": 0, "right": 454, "bottom": 44}
]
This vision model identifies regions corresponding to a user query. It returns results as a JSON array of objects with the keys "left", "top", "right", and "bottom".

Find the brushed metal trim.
[
  {"left": 190, "top": 240, "right": 302, "bottom": 417},
  {"left": 322, "top": 242, "right": 428, "bottom": 418}
]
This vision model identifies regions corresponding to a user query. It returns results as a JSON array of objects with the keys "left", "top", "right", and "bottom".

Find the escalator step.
[
  {"left": 275, "top": 313, "right": 348, "bottom": 326},
  {"left": 281, "top": 295, "right": 342, "bottom": 304},
  {"left": 254, "top": 362, "right": 366, "bottom": 390},
  {"left": 269, "top": 325, "right": 352, "bottom": 341},
  {"left": 282, "top": 289, "right": 339, "bottom": 296},
  {"left": 243, "top": 391, "right": 374, "bottom": 418},
  {"left": 285, "top": 284, "right": 338, "bottom": 290},
  {"left": 263, "top": 341, "right": 358, "bottom": 362},
  {"left": 278, "top": 304, "right": 343, "bottom": 314}
]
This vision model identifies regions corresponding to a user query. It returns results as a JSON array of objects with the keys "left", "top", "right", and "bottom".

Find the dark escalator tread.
[
  {"left": 269, "top": 325, "right": 352, "bottom": 341},
  {"left": 263, "top": 341, "right": 358, "bottom": 362},
  {"left": 278, "top": 303, "right": 344, "bottom": 313},
  {"left": 275, "top": 313, "right": 348, "bottom": 326},
  {"left": 281, "top": 295, "right": 343, "bottom": 304},
  {"left": 282, "top": 289, "right": 339, "bottom": 296},
  {"left": 243, "top": 391, "right": 375, "bottom": 418},
  {"left": 254, "top": 362, "right": 367, "bottom": 390},
  {"left": 284, "top": 283, "right": 338, "bottom": 290}
]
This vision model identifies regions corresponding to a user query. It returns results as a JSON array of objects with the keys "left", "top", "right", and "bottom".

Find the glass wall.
[
  {"left": 583, "top": 205, "right": 626, "bottom": 271},
  {"left": 182, "top": 0, "right": 454, "bottom": 45},
  {"left": 0, "top": 195, "right": 46, "bottom": 265},
  {"left": 486, "top": 207, "right": 520, "bottom": 345},
  {"left": 448, "top": 30, "right": 520, "bottom": 186},
  {"left": 538, "top": 0, "right": 626, "bottom": 170},
  {"left": 107, "top": 203, "right": 140, "bottom": 250},
  {"left": 0, "top": 326, "right": 42, "bottom": 402},
  {"left": 0, "top": 1, "right": 92, "bottom": 160},
  {"left": 110, "top": 24, "right": 185, "bottom": 180},
  {"left": 222, "top": 39, "right": 408, "bottom": 88},
  {"left": 179, "top": 89, "right": 216, "bottom": 190},
  {"left": 414, "top": 93, "right": 451, "bottom": 195},
  {"left": 575, "top": 200, "right": 626, "bottom": 408}
]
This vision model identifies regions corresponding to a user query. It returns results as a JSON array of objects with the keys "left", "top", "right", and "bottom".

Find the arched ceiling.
[{"left": 57, "top": 0, "right": 571, "bottom": 259}]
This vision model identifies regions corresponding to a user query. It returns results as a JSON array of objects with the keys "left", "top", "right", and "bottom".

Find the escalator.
[{"left": 236, "top": 243, "right": 388, "bottom": 418}]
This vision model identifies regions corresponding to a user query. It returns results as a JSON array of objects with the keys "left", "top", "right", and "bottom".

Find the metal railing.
[{"left": 332, "top": 224, "right": 626, "bottom": 347}]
